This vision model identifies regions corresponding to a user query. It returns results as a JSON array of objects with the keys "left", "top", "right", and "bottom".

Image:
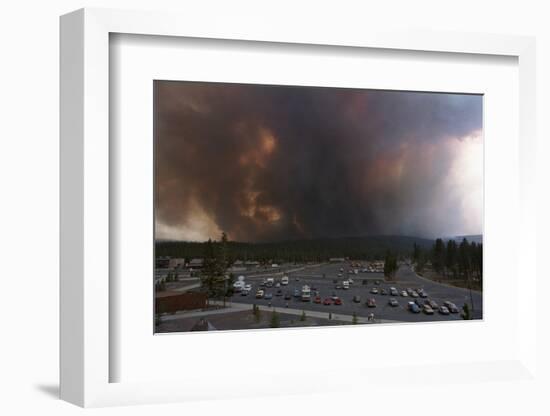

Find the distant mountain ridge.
[{"left": 444, "top": 234, "right": 483, "bottom": 244}]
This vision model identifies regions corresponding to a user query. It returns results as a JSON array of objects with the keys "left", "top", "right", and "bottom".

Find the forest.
[{"left": 156, "top": 235, "right": 435, "bottom": 264}]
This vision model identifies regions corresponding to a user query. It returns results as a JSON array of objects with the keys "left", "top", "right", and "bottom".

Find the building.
[
  {"left": 190, "top": 318, "right": 216, "bottom": 331},
  {"left": 168, "top": 258, "right": 186, "bottom": 269},
  {"left": 188, "top": 258, "right": 204, "bottom": 269},
  {"left": 155, "top": 291, "right": 207, "bottom": 314},
  {"left": 155, "top": 256, "right": 171, "bottom": 268}
]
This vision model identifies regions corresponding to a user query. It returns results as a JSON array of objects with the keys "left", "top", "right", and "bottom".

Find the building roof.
[{"left": 190, "top": 318, "right": 216, "bottom": 331}]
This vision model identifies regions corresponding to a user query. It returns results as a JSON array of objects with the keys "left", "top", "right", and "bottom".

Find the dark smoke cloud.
[{"left": 155, "top": 81, "right": 482, "bottom": 242}]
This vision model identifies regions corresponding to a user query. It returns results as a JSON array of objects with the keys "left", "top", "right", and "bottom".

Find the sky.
[{"left": 154, "top": 81, "right": 483, "bottom": 242}]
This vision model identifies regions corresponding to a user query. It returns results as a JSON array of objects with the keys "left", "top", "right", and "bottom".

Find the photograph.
[{"left": 153, "top": 81, "right": 483, "bottom": 333}]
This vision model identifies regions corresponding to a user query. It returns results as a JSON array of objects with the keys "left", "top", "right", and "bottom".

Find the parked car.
[
  {"left": 353, "top": 295, "right": 361, "bottom": 303},
  {"left": 323, "top": 298, "right": 332, "bottom": 305},
  {"left": 275, "top": 282, "right": 281, "bottom": 288},
  {"left": 411, "top": 291, "right": 419, "bottom": 298},
  {"left": 293, "top": 289, "right": 301, "bottom": 297},
  {"left": 388, "top": 298, "right": 399, "bottom": 307},
  {"left": 408, "top": 301, "right": 420, "bottom": 313},
  {"left": 366, "top": 298, "right": 376, "bottom": 308},
  {"left": 370, "top": 288, "right": 379, "bottom": 294},
  {"left": 426, "top": 299, "right": 438, "bottom": 309},
  {"left": 256, "top": 290, "right": 264, "bottom": 299},
  {"left": 331, "top": 292, "right": 338, "bottom": 300},
  {"left": 423, "top": 304, "right": 434, "bottom": 315},
  {"left": 284, "top": 293, "right": 291, "bottom": 300},
  {"left": 264, "top": 292, "right": 273, "bottom": 300},
  {"left": 244, "top": 284, "right": 252, "bottom": 292},
  {"left": 443, "top": 301, "right": 459, "bottom": 313},
  {"left": 276, "top": 289, "right": 283, "bottom": 296},
  {"left": 439, "top": 305, "right": 450, "bottom": 315},
  {"left": 333, "top": 297, "right": 343, "bottom": 305},
  {"left": 390, "top": 287, "right": 398, "bottom": 296},
  {"left": 240, "top": 290, "right": 248, "bottom": 296},
  {"left": 380, "top": 288, "right": 387, "bottom": 295},
  {"left": 374, "top": 280, "right": 380, "bottom": 285},
  {"left": 419, "top": 291, "right": 428, "bottom": 298},
  {"left": 314, "top": 296, "right": 322, "bottom": 304},
  {"left": 400, "top": 290, "right": 408, "bottom": 297}
]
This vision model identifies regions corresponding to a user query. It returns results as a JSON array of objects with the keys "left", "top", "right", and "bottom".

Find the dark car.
[
  {"left": 353, "top": 295, "right": 361, "bottom": 303},
  {"left": 408, "top": 302, "right": 421, "bottom": 313},
  {"left": 276, "top": 289, "right": 283, "bottom": 296},
  {"left": 374, "top": 280, "right": 380, "bottom": 285},
  {"left": 284, "top": 293, "right": 291, "bottom": 300},
  {"left": 264, "top": 293, "right": 273, "bottom": 300},
  {"left": 380, "top": 288, "right": 387, "bottom": 295},
  {"left": 323, "top": 298, "right": 332, "bottom": 305},
  {"left": 314, "top": 296, "right": 322, "bottom": 304},
  {"left": 293, "top": 289, "right": 301, "bottom": 297},
  {"left": 333, "top": 297, "right": 343, "bottom": 305}
]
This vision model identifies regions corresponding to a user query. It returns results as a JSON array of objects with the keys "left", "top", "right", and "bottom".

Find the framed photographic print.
[{"left": 60, "top": 7, "right": 538, "bottom": 408}]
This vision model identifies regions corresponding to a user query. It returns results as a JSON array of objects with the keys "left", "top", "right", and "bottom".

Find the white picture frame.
[{"left": 60, "top": 7, "right": 537, "bottom": 408}]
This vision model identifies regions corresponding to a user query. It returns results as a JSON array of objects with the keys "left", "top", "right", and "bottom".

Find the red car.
[
  {"left": 333, "top": 297, "right": 343, "bottom": 305},
  {"left": 313, "top": 296, "right": 322, "bottom": 304},
  {"left": 323, "top": 298, "right": 332, "bottom": 305},
  {"left": 366, "top": 298, "right": 376, "bottom": 308}
]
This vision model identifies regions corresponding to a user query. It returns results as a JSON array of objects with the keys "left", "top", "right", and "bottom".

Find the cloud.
[{"left": 155, "top": 81, "right": 482, "bottom": 242}]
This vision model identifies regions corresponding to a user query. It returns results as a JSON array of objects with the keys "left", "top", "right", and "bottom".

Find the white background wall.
[{"left": 0, "top": 1, "right": 548, "bottom": 414}]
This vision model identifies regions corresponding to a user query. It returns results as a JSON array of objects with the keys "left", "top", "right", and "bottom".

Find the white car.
[
  {"left": 400, "top": 290, "right": 408, "bottom": 297},
  {"left": 342, "top": 281, "right": 350, "bottom": 289},
  {"left": 244, "top": 284, "right": 252, "bottom": 292}
]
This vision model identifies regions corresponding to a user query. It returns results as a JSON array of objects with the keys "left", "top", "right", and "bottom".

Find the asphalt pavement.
[{"left": 226, "top": 263, "right": 482, "bottom": 322}]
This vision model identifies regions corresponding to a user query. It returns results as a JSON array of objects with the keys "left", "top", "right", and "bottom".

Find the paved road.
[{"left": 225, "top": 263, "right": 482, "bottom": 323}]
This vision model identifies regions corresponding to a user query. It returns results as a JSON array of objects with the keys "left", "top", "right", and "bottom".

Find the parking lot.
[{"left": 227, "top": 262, "right": 483, "bottom": 323}]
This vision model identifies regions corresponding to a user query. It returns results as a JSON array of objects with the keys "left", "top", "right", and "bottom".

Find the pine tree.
[
  {"left": 432, "top": 238, "right": 446, "bottom": 274},
  {"left": 270, "top": 310, "right": 280, "bottom": 328}
]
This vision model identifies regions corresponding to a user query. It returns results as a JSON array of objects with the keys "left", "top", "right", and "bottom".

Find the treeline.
[
  {"left": 156, "top": 235, "right": 434, "bottom": 264},
  {"left": 413, "top": 237, "right": 483, "bottom": 283},
  {"left": 384, "top": 250, "right": 399, "bottom": 279}
]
